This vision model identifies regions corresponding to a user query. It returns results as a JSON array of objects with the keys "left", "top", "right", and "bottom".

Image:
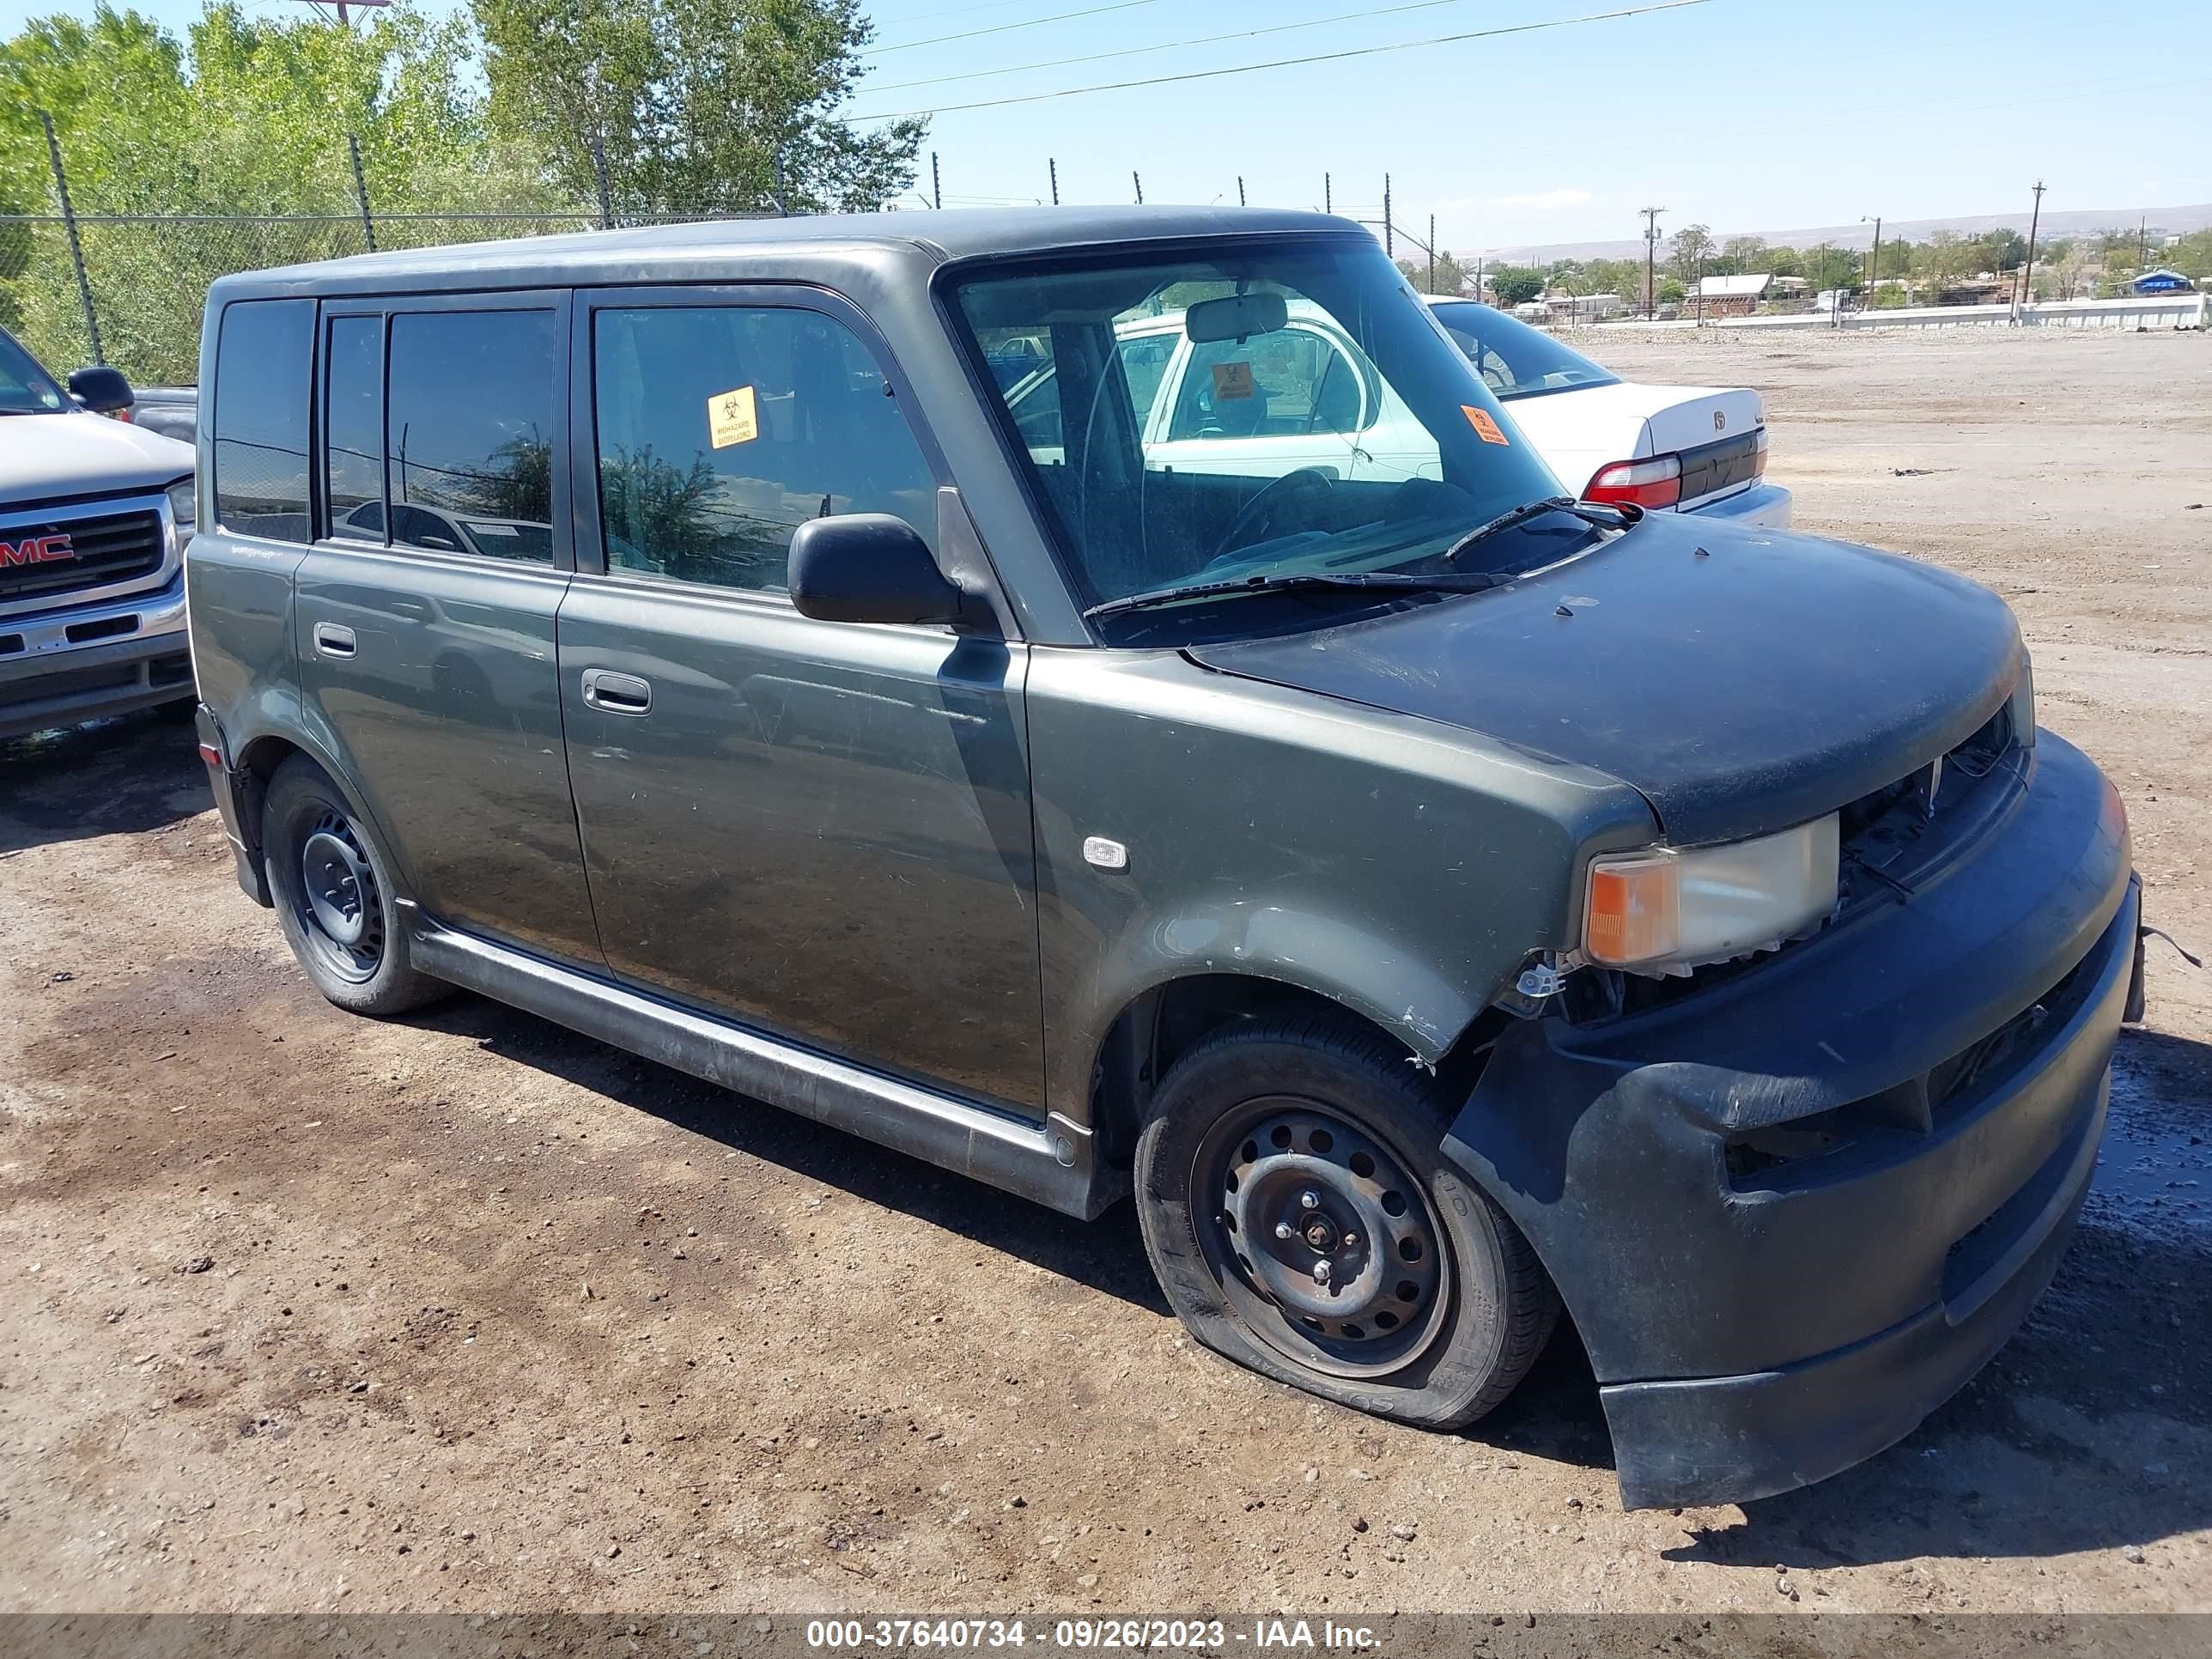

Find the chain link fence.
[
  {"left": 0, "top": 206, "right": 782, "bottom": 388},
  {"left": 1, "top": 119, "right": 780, "bottom": 386}
]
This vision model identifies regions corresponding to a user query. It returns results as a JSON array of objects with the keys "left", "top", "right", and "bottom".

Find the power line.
[
  {"left": 862, "top": 0, "right": 1499, "bottom": 95},
  {"left": 866, "top": 0, "right": 1171, "bottom": 58},
  {"left": 848, "top": 0, "right": 1714, "bottom": 120}
]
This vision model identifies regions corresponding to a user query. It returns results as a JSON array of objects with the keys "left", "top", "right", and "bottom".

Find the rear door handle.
[
  {"left": 313, "top": 623, "right": 356, "bottom": 659},
  {"left": 580, "top": 667, "right": 652, "bottom": 715}
]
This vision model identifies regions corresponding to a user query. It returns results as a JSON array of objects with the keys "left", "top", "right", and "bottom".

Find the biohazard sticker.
[
  {"left": 708, "top": 385, "right": 759, "bottom": 447},
  {"left": 1462, "top": 404, "right": 1510, "bottom": 445},
  {"left": 1211, "top": 361, "right": 1256, "bottom": 401}
]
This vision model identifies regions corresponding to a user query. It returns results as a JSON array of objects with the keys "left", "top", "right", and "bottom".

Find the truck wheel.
[
  {"left": 262, "top": 755, "right": 447, "bottom": 1018},
  {"left": 1134, "top": 1018, "right": 1558, "bottom": 1430}
]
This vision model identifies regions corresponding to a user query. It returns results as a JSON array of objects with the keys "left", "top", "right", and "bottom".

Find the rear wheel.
[
  {"left": 263, "top": 755, "right": 447, "bottom": 1017},
  {"left": 1135, "top": 1018, "right": 1557, "bottom": 1428}
]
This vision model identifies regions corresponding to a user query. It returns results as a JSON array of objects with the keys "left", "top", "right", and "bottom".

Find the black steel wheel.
[
  {"left": 1135, "top": 1016, "right": 1559, "bottom": 1431},
  {"left": 263, "top": 754, "right": 448, "bottom": 1018},
  {"left": 1198, "top": 1099, "right": 1450, "bottom": 1377}
]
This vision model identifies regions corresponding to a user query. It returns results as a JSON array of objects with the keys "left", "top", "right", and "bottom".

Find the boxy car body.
[{"left": 186, "top": 209, "right": 2140, "bottom": 1509}]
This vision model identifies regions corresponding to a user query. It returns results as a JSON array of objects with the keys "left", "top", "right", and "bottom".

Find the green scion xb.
[{"left": 187, "top": 208, "right": 2143, "bottom": 1509}]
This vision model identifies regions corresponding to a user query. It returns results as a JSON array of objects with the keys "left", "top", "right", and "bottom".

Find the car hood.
[
  {"left": 1184, "top": 512, "right": 2026, "bottom": 846},
  {"left": 0, "top": 410, "right": 194, "bottom": 506}
]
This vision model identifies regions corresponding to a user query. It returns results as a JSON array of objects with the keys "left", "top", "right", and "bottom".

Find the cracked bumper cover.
[{"left": 1444, "top": 732, "right": 2135, "bottom": 1510}]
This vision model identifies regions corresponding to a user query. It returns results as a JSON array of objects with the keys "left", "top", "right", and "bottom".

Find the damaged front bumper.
[{"left": 1445, "top": 731, "right": 2135, "bottom": 1510}]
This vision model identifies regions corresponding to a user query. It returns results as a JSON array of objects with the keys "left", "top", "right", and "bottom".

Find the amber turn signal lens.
[{"left": 1584, "top": 854, "right": 1680, "bottom": 967}]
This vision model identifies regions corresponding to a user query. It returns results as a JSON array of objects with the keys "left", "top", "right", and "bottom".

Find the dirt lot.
[{"left": 3, "top": 325, "right": 2209, "bottom": 1620}]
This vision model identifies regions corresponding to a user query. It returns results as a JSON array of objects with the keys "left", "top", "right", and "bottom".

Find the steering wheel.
[{"left": 1211, "top": 467, "right": 1335, "bottom": 562}]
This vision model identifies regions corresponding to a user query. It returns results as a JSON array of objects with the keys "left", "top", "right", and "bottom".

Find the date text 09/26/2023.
[{"left": 805, "top": 1620, "right": 1380, "bottom": 1652}]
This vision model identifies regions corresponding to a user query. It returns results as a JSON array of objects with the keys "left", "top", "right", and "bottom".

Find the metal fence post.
[
  {"left": 347, "top": 132, "right": 377, "bottom": 252},
  {"left": 1383, "top": 173, "right": 1393, "bottom": 257},
  {"left": 592, "top": 138, "right": 613, "bottom": 229},
  {"left": 774, "top": 152, "right": 789, "bottom": 217},
  {"left": 932, "top": 152, "right": 941, "bottom": 210},
  {"left": 1048, "top": 158, "right": 1058, "bottom": 206},
  {"left": 1237, "top": 177, "right": 1246, "bottom": 207},
  {"left": 39, "top": 111, "right": 102, "bottom": 366},
  {"left": 1132, "top": 171, "right": 1143, "bottom": 205}
]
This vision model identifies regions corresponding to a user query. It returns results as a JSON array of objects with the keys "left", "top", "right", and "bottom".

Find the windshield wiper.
[
  {"left": 1085, "top": 567, "right": 1516, "bottom": 622},
  {"left": 1442, "top": 495, "right": 1632, "bottom": 564}
]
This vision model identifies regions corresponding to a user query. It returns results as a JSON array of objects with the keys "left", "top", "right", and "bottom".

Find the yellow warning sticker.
[
  {"left": 708, "top": 385, "right": 759, "bottom": 448},
  {"left": 1462, "top": 404, "right": 1510, "bottom": 446},
  {"left": 1211, "top": 360, "right": 1256, "bottom": 401}
]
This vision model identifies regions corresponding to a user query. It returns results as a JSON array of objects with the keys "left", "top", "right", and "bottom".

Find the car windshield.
[
  {"left": 0, "top": 329, "right": 69, "bottom": 414},
  {"left": 946, "top": 238, "right": 1570, "bottom": 623},
  {"left": 1426, "top": 301, "right": 1619, "bottom": 400}
]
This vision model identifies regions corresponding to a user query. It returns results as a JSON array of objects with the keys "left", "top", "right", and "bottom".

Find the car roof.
[{"left": 206, "top": 205, "right": 1367, "bottom": 306}]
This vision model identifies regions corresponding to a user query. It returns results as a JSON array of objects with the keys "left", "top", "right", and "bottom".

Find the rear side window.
[
  {"left": 591, "top": 306, "right": 937, "bottom": 594},
  {"left": 212, "top": 299, "right": 313, "bottom": 542},
  {"left": 386, "top": 311, "right": 558, "bottom": 564},
  {"left": 325, "top": 315, "right": 382, "bottom": 538}
]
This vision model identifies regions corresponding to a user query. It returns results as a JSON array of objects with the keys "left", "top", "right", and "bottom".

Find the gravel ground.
[{"left": 2, "top": 324, "right": 2208, "bottom": 1620}]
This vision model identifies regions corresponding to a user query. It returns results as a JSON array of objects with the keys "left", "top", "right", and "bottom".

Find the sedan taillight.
[{"left": 1583, "top": 454, "right": 1681, "bottom": 509}]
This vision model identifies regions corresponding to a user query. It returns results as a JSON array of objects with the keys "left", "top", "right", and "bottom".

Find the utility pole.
[
  {"left": 1639, "top": 205, "right": 1665, "bottom": 319},
  {"left": 2015, "top": 180, "right": 2045, "bottom": 323},
  {"left": 2138, "top": 215, "right": 2148, "bottom": 269},
  {"left": 1324, "top": 173, "right": 1331, "bottom": 215},
  {"left": 347, "top": 131, "right": 376, "bottom": 252},
  {"left": 1863, "top": 215, "right": 1881, "bottom": 297},
  {"left": 1237, "top": 176, "right": 1245, "bottom": 208},
  {"left": 1132, "top": 170, "right": 1143, "bottom": 205},
  {"left": 931, "top": 151, "right": 941, "bottom": 210},
  {"left": 1048, "top": 157, "right": 1059, "bottom": 206}
]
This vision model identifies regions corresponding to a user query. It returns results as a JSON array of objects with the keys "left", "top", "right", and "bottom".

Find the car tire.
[
  {"left": 1134, "top": 1016, "right": 1559, "bottom": 1431},
  {"left": 263, "top": 754, "right": 448, "bottom": 1018}
]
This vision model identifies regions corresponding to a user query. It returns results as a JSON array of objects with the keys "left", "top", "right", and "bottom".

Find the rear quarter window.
[{"left": 213, "top": 299, "right": 313, "bottom": 543}]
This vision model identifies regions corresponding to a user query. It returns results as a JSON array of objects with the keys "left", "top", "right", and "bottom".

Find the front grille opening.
[
  {"left": 149, "top": 653, "right": 194, "bottom": 687},
  {"left": 0, "top": 660, "right": 137, "bottom": 707},
  {"left": 65, "top": 614, "right": 139, "bottom": 645},
  {"left": 0, "top": 633, "right": 21, "bottom": 656},
  {"left": 0, "top": 508, "right": 164, "bottom": 605}
]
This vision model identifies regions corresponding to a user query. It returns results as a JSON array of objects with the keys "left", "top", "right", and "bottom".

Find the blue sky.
[{"left": 8, "top": 0, "right": 2207, "bottom": 252}]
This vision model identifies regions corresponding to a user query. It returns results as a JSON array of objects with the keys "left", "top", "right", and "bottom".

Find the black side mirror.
[
  {"left": 68, "top": 365, "right": 134, "bottom": 414},
  {"left": 788, "top": 514, "right": 968, "bottom": 627}
]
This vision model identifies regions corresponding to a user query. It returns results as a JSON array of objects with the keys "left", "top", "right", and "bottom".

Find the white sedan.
[{"left": 1424, "top": 297, "right": 1790, "bottom": 526}]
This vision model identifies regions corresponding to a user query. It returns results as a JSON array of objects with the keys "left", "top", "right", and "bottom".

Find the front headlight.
[
  {"left": 167, "top": 477, "right": 196, "bottom": 526},
  {"left": 1583, "top": 816, "right": 1840, "bottom": 976}
]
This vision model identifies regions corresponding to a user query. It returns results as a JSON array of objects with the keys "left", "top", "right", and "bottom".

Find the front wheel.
[
  {"left": 1134, "top": 1018, "right": 1558, "bottom": 1429},
  {"left": 263, "top": 755, "right": 448, "bottom": 1018}
]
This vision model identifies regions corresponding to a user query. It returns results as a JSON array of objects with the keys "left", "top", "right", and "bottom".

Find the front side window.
[
  {"left": 0, "top": 328, "right": 67, "bottom": 414},
  {"left": 1164, "top": 326, "right": 1364, "bottom": 441},
  {"left": 386, "top": 310, "right": 557, "bottom": 563},
  {"left": 212, "top": 299, "right": 313, "bottom": 543},
  {"left": 1426, "top": 301, "right": 1618, "bottom": 400},
  {"left": 591, "top": 305, "right": 937, "bottom": 594},
  {"left": 948, "top": 239, "right": 1565, "bottom": 623}
]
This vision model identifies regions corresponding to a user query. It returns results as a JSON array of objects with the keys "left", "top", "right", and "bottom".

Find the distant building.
[
  {"left": 2133, "top": 268, "right": 2196, "bottom": 295},
  {"left": 1692, "top": 273, "right": 1771, "bottom": 316},
  {"left": 1541, "top": 292, "right": 1627, "bottom": 322}
]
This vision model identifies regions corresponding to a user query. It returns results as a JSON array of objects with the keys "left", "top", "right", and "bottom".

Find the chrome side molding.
[{"left": 404, "top": 912, "right": 1105, "bottom": 1218}]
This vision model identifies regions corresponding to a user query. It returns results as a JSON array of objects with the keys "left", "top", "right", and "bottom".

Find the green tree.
[
  {"left": 1395, "top": 250, "right": 1470, "bottom": 295},
  {"left": 1669, "top": 222, "right": 1712, "bottom": 283},
  {"left": 1487, "top": 264, "right": 1545, "bottom": 307},
  {"left": 1717, "top": 234, "right": 1765, "bottom": 276},
  {"left": 474, "top": 0, "right": 923, "bottom": 216},
  {"left": 1797, "top": 242, "right": 1859, "bottom": 295},
  {"left": 1976, "top": 227, "right": 2027, "bottom": 271},
  {"left": 2, "top": 3, "right": 541, "bottom": 379},
  {"left": 1872, "top": 281, "right": 1909, "bottom": 309},
  {"left": 1656, "top": 276, "right": 1685, "bottom": 304}
]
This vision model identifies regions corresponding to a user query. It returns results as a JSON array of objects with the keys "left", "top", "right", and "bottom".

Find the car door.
[
  {"left": 1141, "top": 319, "right": 1374, "bottom": 483},
  {"left": 556, "top": 288, "right": 1045, "bottom": 1114},
  {"left": 294, "top": 293, "right": 599, "bottom": 963}
]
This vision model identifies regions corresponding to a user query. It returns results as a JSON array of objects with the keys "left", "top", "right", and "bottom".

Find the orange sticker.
[
  {"left": 1211, "top": 360, "right": 1256, "bottom": 401},
  {"left": 1462, "top": 404, "right": 1510, "bottom": 446}
]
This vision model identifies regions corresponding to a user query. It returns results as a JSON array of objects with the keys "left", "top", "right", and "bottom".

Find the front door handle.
[
  {"left": 580, "top": 667, "right": 652, "bottom": 715},
  {"left": 313, "top": 622, "right": 356, "bottom": 659}
]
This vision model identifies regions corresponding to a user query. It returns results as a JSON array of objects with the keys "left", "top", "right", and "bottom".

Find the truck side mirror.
[
  {"left": 788, "top": 514, "right": 968, "bottom": 628},
  {"left": 68, "top": 365, "right": 134, "bottom": 414}
]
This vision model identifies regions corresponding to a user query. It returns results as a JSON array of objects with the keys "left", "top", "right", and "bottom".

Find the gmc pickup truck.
[{"left": 2, "top": 325, "right": 198, "bottom": 741}]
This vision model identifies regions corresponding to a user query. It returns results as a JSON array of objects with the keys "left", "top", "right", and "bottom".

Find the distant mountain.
[{"left": 1471, "top": 204, "right": 2212, "bottom": 264}]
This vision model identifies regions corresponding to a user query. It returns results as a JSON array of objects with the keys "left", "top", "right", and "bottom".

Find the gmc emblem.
[{"left": 0, "top": 532, "right": 75, "bottom": 567}]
